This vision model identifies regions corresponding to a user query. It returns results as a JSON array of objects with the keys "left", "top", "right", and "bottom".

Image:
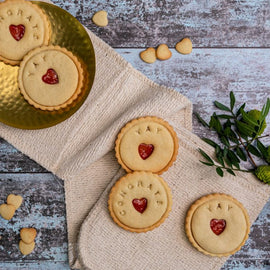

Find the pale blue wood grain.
[
  {"left": 1, "top": 48, "right": 270, "bottom": 269},
  {"left": 51, "top": 0, "right": 270, "bottom": 48}
]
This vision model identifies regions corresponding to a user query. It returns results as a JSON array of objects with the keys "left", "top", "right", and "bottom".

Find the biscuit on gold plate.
[{"left": 0, "top": 0, "right": 51, "bottom": 65}]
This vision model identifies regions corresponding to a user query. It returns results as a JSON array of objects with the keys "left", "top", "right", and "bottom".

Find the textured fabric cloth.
[{"left": 0, "top": 1, "right": 269, "bottom": 269}]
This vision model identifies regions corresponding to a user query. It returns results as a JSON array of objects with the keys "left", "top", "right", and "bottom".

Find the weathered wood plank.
[
  {"left": 0, "top": 174, "right": 67, "bottom": 262},
  {"left": 0, "top": 261, "right": 70, "bottom": 269},
  {"left": 0, "top": 138, "right": 47, "bottom": 173},
  {"left": 116, "top": 48, "right": 270, "bottom": 139},
  {"left": 51, "top": 0, "right": 270, "bottom": 48}
]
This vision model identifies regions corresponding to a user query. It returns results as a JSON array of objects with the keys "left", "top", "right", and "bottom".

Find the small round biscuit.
[
  {"left": 108, "top": 171, "right": 172, "bottom": 233},
  {"left": 0, "top": 0, "right": 51, "bottom": 65}
]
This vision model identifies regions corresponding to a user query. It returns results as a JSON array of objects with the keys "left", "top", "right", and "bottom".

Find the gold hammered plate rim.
[{"left": 0, "top": 1, "right": 96, "bottom": 130}]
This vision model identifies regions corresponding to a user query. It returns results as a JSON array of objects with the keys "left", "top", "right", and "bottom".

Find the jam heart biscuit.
[
  {"left": 176, "top": 38, "right": 192, "bottom": 55},
  {"left": 7, "top": 194, "right": 23, "bottom": 210},
  {"left": 140, "top": 47, "right": 157, "bottom": 64},
  {"left": 20, "top": 228, "right": 37, "bottom": 244},
  {"left": 185, "top": 193, "right": 250, "bottom": 257},
  {"left": 156, "top": 44, "right": 172, "bottom": 61},
  {"left": 0, "top": 0, "right": 51, "bottom": 65},
  {"left": 0, "top": 203, "right": 16, "bottom": 220},
  {"left": 18, "top": 45, "right": 84, "bottom": 111},
  {"left": 92, "top": 10, "right": 108, "bottom": 27},
  {"left": 115, "top": 116, "right": 179, "bottom": 174},
  {"left": 108, "top": 171, "right": 172, "bottom": 233},
  {"left": 19, "top": 240, "right": 35, "bottom": 255}
]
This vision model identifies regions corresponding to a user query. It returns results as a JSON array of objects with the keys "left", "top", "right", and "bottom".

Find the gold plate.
[{"left": 0, "top": 1, "right": 95, "bottom": 129}]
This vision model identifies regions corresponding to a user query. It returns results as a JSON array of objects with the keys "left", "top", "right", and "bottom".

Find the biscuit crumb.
[
  {"left": 156, "top": 44, "right": 172, "bottom": 61},
  {"left": 175, "top": 38, "right": 192, "bottom": 55},
  {"left": 92, "top": 10, "right": 108, "bottom": 27},
  {"left": 140, "top": 47, "right": 156, "bottom": 64}
]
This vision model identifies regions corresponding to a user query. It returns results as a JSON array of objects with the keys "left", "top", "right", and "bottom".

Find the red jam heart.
[
  {"left": 42, "top": 69, "right": 59, "bottom": 85},
  {"left": 210, "top": 219, "right": 226, "bottom": 235},
  {"left": 9, "top": 24, "right": 25, "bottom": 41},
  {"left": 132, "top": 198, "right": 147, "bottom": 213},
  {"left": 138, "top": 143, "right": 154, "bottom": 160}
]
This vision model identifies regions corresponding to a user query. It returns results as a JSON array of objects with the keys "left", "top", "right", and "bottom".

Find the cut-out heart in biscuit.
[
  {"left": 175, "top": 38, "right": 192, "bottom": 55},
  {"left": 19, "top": 240, "right": 35, "bottom": 255},
  {"left": 140, "top": 48, "right": 157, "bottom": 64},
  {"left": 9, "top": 24, "right": 25, "bottom": 41},
  {"left": 42, "top": 68, "right": 59, "bottom": 85},
  {"left": 156, "top": 44, "right": 172, "bottom": 60},
  {"left": 20, "top": 228, "right": 37, "bottom": 244},
  {"left": 0, "top": 204, "right": 16, "bottom": 220},
  {"left": 92, "top": 10, "right": 108, "bottom": 27},
  {"left": 7, "top": 194, "right": 23, "bottom": 210}
]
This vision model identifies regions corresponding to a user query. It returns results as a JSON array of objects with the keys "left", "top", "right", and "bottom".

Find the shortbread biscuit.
[
  {"left": 19, "top": 240, "right": 35, "bottom": 255},
  {"left": 175, "top": 38, "right": 192, "bottom": 55},
  {"left": 0, "top": 203, "right": 16, "bottom": 220},
  {"left": 18, "top": 45, "right": 84, "bottom": 111},
  {"left": 185, "top": 193, "right": 250, "bottom": 257},
  {"left": 108, "top": 171, "right": 172, "bottom": 233},
  {"left": 0, "top": 0, "right": 51, "bottom": 65},
  {"left": 140, "top": 47, "right": 156, "bottom": 64},
  {"left": 92, "top": 10, "right": 108, "bottom": 27},
  {"left": 7, "top": 194, "right": 23, "bottom": 210},
  {"left": 115, "top": 116, "right": 179, "bottom": 174},
  {"left": 156, "top": 44, "right": 172, "bottom": 60},
  {"left": 20, "top": 228, "right": 37, "bottom": 244}
]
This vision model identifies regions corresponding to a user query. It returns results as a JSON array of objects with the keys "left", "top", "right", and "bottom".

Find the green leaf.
[
  {"left": 260, "top": 98, "right": 270, "bottom": 120},
  {"left": 195, "top": 112, "right": 209, "bottom": 128},
  {"left": 214, "top": 101, "right": 231, "bottom": 112},
  {"left": 236, "top": 120, "right": 255, "bottom": 137},
  {"left": 224, "top": 157, "right": 232, "bottom": 168},
  {"left": 198, "top": 149, "right": 214, "bottom": 164},
  {"left": 257, "top": 140, "right": 268, "bottom": 160},
  {"left": 209, "top": 114, "right": 222, "bottom": 133},
  {"left": 247, "top": 144, "right": 261, "bottom": 157},
  {"left": 215, "top": 146, "right": 225, "bottom": 166},
  {"left": 228, "top": 129, "right": 239, "bottom": 144},
  {"left": 240, "top": 108, "right": 258, "bottom": 126},
  {"left": 230, "top": 91, "right": 236, "bottom": 111},
  {"left": 226, "top": 168, "right": 236, "bottom": 176},
  {"left": 224, "top": 127, "right": 231, "bottom": 137},
  {"left": 236, "top": 103, "right": 246, "bottom": 117},
  {"left": 220, "top": 136, "right": 230, "bottom": 147},
  {"left": 200, "top": 161, "right": 214, "bottom": 166},
  {"left": 227, "top": 150, "right": 240, "bottom": 169},
  {"left": 202, "top": 138, "right": 219, "bottom": 148},
  {"left": 216, "top": 167, "right": 224, "bottom": 177},
  {"left": 236, "top": 147, "right": 247, "bottom": 161},
  {"left": 216, "top": 114, "right": 234, "bottom": 119}
]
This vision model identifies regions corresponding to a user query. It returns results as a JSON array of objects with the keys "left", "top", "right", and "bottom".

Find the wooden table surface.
[{"left": 1, "top": 0, "right": 270, "bottom": 269}]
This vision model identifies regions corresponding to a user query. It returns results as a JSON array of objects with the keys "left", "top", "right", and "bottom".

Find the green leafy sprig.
[{"left": 196, "top": 91, "right": 270, "bottom": 183}]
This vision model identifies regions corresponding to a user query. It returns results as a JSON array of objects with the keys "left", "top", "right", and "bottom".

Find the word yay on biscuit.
[{"left": 92, "top": 10, "right": 108, "bottom": 27}]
